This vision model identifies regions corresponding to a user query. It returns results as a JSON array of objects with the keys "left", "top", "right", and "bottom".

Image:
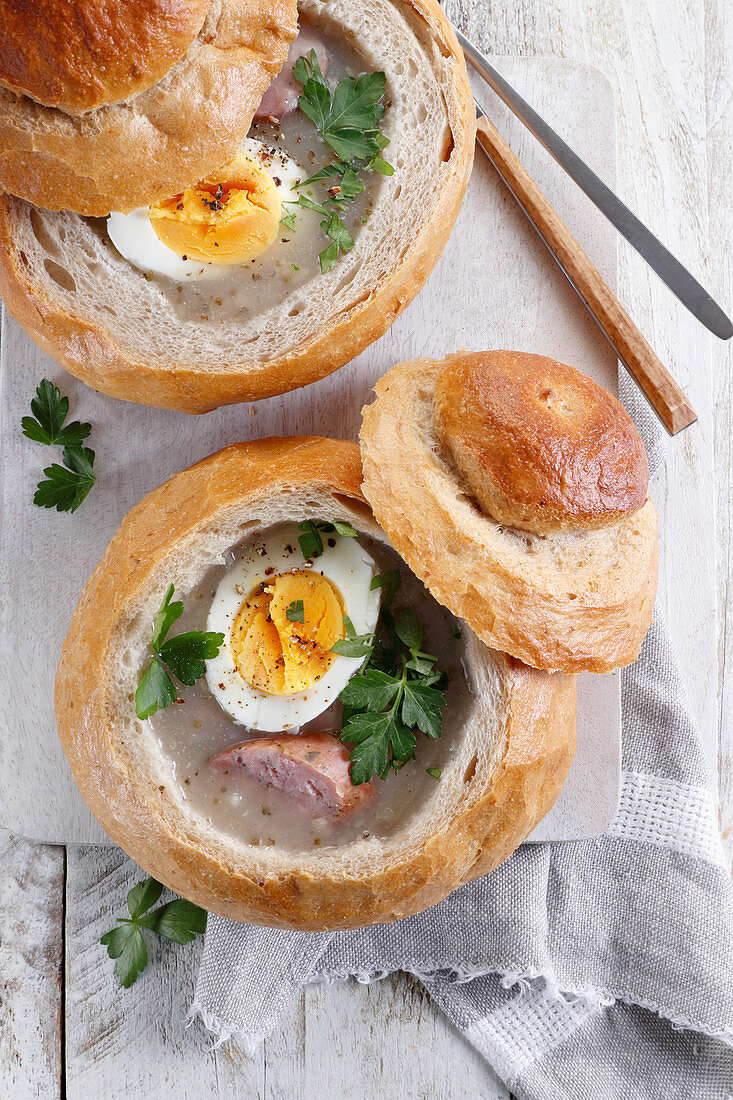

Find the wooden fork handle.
[{"left": 475, "top": 114, "right": 697, "bottom": 435}]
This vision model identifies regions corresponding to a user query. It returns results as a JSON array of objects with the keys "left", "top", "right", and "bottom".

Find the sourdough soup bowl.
[{"left": 55, "top": 438, "right": 576, "bottom": 929}]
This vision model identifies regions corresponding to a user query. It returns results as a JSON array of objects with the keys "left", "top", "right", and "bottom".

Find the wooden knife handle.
[{"left": 475, "top": 114, "right": 697, "bottom": 435}]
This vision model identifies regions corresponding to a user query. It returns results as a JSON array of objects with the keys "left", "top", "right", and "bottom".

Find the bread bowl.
[
  {"left": 0, "top": 0, "right": 476, "bottom": 412},
  {"left": 359, "top": 350, "right": 658, "bottom": 673},
  {"left": 55, "top": 436, "right": 575, "bottom": 930},
  {"left": 0, "top": 0, "right": 298, "bottom": 214}
]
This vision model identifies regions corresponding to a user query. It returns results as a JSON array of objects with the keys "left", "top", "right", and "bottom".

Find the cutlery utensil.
[
  {"left": 474, "top": 103, "right": 697, "bottom": 434},
  {"left": 456, "top": 27, "right": 733, "bottom": 343}
]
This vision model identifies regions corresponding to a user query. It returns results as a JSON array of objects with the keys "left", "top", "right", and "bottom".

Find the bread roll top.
[
  {"left": 0, "top": 0, "right": 208, "bottom": 112},
  {"left": 433, "top": 350, "right": 649, "bottom": 533}
]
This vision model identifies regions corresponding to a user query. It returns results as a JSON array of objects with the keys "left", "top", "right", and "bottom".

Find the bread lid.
[
  {"left": 55, "top": 437, "right": 576, "bottom": 929},
  {"left": 359, "top": 350, "right": 659, "bottom": 673},
  {"left": 0, "top": 0, "right": 209, "bottom": 111},
  {"left": 0, "top": 0, "right": 298, "bottom": 214}
]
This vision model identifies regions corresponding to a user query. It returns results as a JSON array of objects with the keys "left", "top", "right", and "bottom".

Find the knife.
[{"left": 455, "top": 27, "right": 733, "bottom": 342}]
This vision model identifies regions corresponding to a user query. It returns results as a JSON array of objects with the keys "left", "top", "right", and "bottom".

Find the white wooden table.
[{"left": 1, "top": 0, "right": 730, "bottom": 1095}]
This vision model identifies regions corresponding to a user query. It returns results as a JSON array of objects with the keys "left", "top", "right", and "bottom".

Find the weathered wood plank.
[
  {"left": 302, "top": 975, "right": 508, "bottom": 1099},
  {"left": 705, "top": 0, "right": 733, "bottom": 860},
  {"left": 0, "top": 831, "right": 64, "bottom": 1099}
]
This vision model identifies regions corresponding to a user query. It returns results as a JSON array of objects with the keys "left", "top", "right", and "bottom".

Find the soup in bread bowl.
[
  {"left": 0, "top": 0, "right": 476, "bottom": 411},
  {"left": 55, "top": 437, "right": 576, "bottom": 930}
]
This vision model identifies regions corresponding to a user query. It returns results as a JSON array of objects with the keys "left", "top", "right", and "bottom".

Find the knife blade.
[{"left": 455, "top": 26, "right": 733, "bottom": 341}]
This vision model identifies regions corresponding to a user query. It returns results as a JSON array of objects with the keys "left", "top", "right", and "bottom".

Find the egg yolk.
[
  {"left": 231, "top": 571, "right": 345, "bottom": 696},
  {"left": 148, "top": 151, "right": 281, "bottom": 265}
]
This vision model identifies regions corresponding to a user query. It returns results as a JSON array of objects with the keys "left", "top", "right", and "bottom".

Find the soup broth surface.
[{"left": 149, "top": 528, "right": 473, "bottom": 852}]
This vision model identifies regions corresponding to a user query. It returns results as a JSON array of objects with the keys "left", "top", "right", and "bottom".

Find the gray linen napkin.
[{"left": 190, "top": 383, "right": 733, "bottom": 1098}]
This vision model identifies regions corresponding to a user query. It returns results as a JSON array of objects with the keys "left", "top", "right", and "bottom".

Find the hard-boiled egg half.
[
  {"left": 107, "top": 139, "right": 307, "bottom": 281},
  {"left": 205, "top": 525, "right": 381, "bottom": 731}
]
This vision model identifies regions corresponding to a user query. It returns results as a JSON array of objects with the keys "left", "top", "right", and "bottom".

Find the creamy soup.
[
  {"left": 149, "top": 528, "right": 473, "bottom": 852},
  {"left": 105, "top": 20, "right": 383, "bottom": 326}
]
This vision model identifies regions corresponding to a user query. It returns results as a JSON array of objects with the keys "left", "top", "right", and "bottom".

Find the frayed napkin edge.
[{"left": 187, "top": 1001, "right": 270, "bottom": 1054}]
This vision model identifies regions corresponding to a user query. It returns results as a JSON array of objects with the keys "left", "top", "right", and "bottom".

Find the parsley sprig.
[
  {"left": 135, "top": 586, "right": 224, "bottom": 720},
  {"left": 335, "top": 572, "right": 448, "bottom": 785},
  {"left": 290, "top": 51, "right": 393, "bottom": 272},
  {"left": 100, "top": 877, "right": 207, "bottom": 988},
  {"left": 22, "top": 379, "right": 96, "bottom": 512}
]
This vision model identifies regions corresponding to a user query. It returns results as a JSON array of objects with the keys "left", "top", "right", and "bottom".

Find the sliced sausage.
[
  {"left": 209, "top": 732, "right": 373, "bottom": 817},
  {"left": 254, "top": 27, "right": 330, "bottom": 122}
]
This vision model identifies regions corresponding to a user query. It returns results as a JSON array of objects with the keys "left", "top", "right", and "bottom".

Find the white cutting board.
[{"left": 0, "top": 57, "right": 620, "bottom": 845}]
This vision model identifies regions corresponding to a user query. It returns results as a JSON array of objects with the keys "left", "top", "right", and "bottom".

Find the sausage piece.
[{"left": 209, "top": 732, "right": 373, "bottom": 817}]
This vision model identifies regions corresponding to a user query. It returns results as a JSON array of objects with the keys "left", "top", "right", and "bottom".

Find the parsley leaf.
[
  {"left": 294, "top": 53, "right": 389, "bottom": 164},
  {"left": 135, "top": 658, "right": 177, "bottom": 721},
  {"left": 394, "top": 607, "right": 423, "bottom": 651},
  {"left": 22, "top": 378, "right": 91, "bottom": 447},
  {"left": 286, "top": 599, "right": 305, "bottom": 623},
  {"left": 127, "top": 877, "right": 163, "bottom": 918},
  {"left": 336, "top": 574, "right": 449, "bottom": 784},
  {"left": 288, "top": 195, "right": 355, "bottom": 272},
  {"left": 139, "top": 899, "right": 208, "bottom": 944},
  {"left": 150, "top": 585, "right": 183, "bottom": 651},
  {"left": 370, "top": 570, "right": 400, "bottom": 608},
  {"left": 401, "top": 681, "right": 444, "bottom": 739},
  {"left": 23, "top": 380, "right": 97, "bottom": 513},
  {"left": 332, "top": 521, "right": 358, "bottom": 537},
  {"left": 331, "top": 614, "right": 374, "bottom": 658},
  {"left": 297, "top": 519, "right": 357, "bottom": 558},
  {"left": 101, "top": 877, "right": 207, "bottom": 987},
  {"left": 135, "top": 586, "right": 223, "bottom": 720},
  {"left": 33, "top": 446, "right": 96, "bottom": 513},
  {"left": 298, "top": 519, "right": 324, "bottom": 559},
  {"left": 340, "top": 668, "right": 400, "bottom": 711}
]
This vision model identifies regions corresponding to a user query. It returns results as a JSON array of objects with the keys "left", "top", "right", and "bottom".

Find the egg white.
[
  {"left": 205, "top": 525, "right": 381, "bottom": 732},
  {"left": 107, "top": 138, "right": 308, "bottom": 281}
]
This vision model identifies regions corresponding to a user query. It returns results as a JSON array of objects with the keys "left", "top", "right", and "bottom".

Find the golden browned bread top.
[
  {"left": 433, "top": 350, "right": 649, "bottom": 533},
  {"left": 0, "top": 0, "right": 209, "bottom": 112}
]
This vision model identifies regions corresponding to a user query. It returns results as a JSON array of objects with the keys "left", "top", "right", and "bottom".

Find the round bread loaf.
[
  {"left": 434, "top": 351, "right": 650, "bottom": 533},
  {"left": 0, "top": 0, "right": 475, "bottom": 411},
  {"left": 0, "top": 0, "right": 298, "bottom": 214},
  {"left": 360, "top": 351, "right": 658, "bottom": 674},
  {"left": 55, "top": 437, "right": 576, "bottom": 929},
  {"left": 0, "top": 0, "right": 209, "bottom": 112}
]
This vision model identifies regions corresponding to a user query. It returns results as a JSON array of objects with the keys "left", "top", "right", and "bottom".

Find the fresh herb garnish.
[
  {"left": 22, "top": 378, "right": 91, "bottom": 446},
  {"left": 331, "top": 615, "right": 374, "bottom": 658},
  {"left": 290, "top": 51, "right": 393, "bottom": 271},
  {"left": 286, "top": 599, "right": 305, "bottom": 623},
  {"left": 100, "top": 876, "right": 207, "bottom": 988},
  {"left": 293, "top": 52, "right": 391, "bottom": 164},
  {"left": 335, "top": 576, "right": 448, "bottom": 785},
  {"left": 135, "top": 585, "right": 224, "bottom": 720},
  {"left": 34, "top": 446, "right": 96, "bottom": 513},
  {"left": 298, "top": 520, "right": 358, "bottom": 559},
  {"left": 426, "top": 768, "right": 442, "bottom": 779},
  {"left": 23, "top": 379, "right": 96, "bottom": 513}
]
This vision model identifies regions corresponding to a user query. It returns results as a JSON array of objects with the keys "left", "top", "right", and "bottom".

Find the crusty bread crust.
[
  {"left": 0, "top": 0, "right": 208, "bottom": 112},
  {"left": 434, "top": 351, "right": 650, "bottom": 532},
  {"left": 55, "top": 437, "right": 575, "bottom": 929},
  {"left": 360, "top": 355, "right": 659, "bottom": 673},
  {"left": 0, "top": 0, "right": 476, "bottom": 411},
  {"left": 0, "top": 0, "right": 298, "bottom": 214}
]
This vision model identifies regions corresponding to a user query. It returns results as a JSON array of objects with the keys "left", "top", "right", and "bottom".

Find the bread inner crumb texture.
[{"left": 146, "top": 528, "right": 474, "bottom": 853}]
